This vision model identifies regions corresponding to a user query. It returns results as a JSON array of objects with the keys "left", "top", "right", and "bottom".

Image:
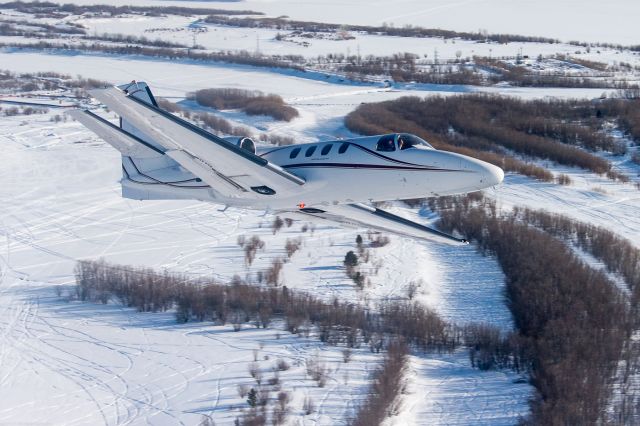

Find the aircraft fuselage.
[{"left": 243, "top": 134, "right": 504, "bottom": 209}]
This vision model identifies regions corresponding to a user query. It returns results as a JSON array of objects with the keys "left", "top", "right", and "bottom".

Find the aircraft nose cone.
[
  {"left": 461, "top": 156, "right": 504, "bottom": 188},
  {"left": 483, "top": 163, "right": 504, "bottom": 186}
]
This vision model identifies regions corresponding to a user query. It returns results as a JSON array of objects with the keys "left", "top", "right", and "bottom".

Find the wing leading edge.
[{"left": 277, "top": 203, "right": 468, "bottom": 245}]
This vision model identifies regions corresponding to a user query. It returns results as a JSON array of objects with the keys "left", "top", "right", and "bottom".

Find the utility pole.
[{"left": 516, "top": 47, "right": 523, "bottom": 65}]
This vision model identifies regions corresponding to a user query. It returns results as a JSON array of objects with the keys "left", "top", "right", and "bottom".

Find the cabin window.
[
  {"left": 289, "top": 147, "right": 301, "bottom": 159},
  {"left": 321, "top": 144, "right": 333, "bottom": 155},
  {"left": 338, "top": 142, "right": 349, "bottom": 154},
  {"left": 305, "top": 146, "right": 317, "bottom": 157},
  {"left": 397, "top": 133, "right": 433, "bottom": 150},
  {"left": 376, "top": 134, "right": 396, "bottom": 152}
]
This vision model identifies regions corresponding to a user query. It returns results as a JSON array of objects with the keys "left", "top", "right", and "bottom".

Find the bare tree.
[
  {"left": 244, "top": 236, "right": 265, "bottom": 266},
  {"left": 275, "top": 359, "right": 290, "bottom": 371},
  {"left": 406, "top": 280, "right": 421, "bottom": 300},
  {"left": 272, "top": 216, "right": 284, "bottom": 234},
  {"left": 303, "top": 397, "right": 316, "bottom": 415},
  {"left": 249, "top": 362, "right": 262, "bottom": 385},
  {"left": 265, "top": 258, "right": 284, "bottom": 286}
]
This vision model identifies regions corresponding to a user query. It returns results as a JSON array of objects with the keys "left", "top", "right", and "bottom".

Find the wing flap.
[{"left": 165, "top": 149, "right": 247, "bottom": 195}]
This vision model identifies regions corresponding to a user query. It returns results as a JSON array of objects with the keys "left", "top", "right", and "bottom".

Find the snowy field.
[
  {"left": 74, "top": 15, "right": 637, "bottom": 64},
  {"left": 4, "top": 11, "right": 640, "bottom": 68},
  {"left": 1, "top": 7, "right": 640, "bottom": 423},
  {"left": 11, "top": 0, "right": 640, "bottom": 45},
  {"left": 0, "top": 94, "right": 532, "bottom": 423}
]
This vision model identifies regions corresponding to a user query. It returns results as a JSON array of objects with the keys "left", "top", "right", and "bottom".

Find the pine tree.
[
  {"left": 247, "top": 388, "right": 257, "bottom": 407},
  {"left": 344, "top": 251, "right": 358, "bottom": 267}
]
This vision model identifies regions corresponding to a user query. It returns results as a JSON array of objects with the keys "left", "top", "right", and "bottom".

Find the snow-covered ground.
[
  {"left": 10, "top": 0, "right": 639, "bottom": 45},
  {"left": 388, "top": 351, "right": 529, "bottom": 426},
  {"left": 1, "top": 30, "right": 639, "bottom": 424},
  {"left": 0, "top": 280, "right": 382, "bottom": 425},
  {"left": 5, "top": 13, "right": 640, "bottom": 68},
  {"left": 73, "top": 14, "right": 640, "bottom": 65},
  {"left": 0, "top": 86, "right": 529, "bottom": 424}
]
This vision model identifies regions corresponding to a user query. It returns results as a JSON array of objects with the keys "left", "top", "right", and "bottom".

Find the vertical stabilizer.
[
  {"left": 71, "top": 82, "right": 215, "bottom": 201},
  {"left": 117, "top": 81, "right": 158, "bottom": 107},
  {"left": 116, "top": 81, "right": 165, "bottom": 155}
]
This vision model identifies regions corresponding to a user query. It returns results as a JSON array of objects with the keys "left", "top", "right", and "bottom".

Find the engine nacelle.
[{"left": 223, "top": 136, "right": 256, "bottom": 154}]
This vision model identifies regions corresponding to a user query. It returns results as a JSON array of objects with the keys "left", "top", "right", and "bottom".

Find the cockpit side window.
[
  {"left": 305, "top": 146, "right": 317, "bottom": 157},
  {"left": 321, "top": 144, "right": 333, "bottom": 155},
  {"left": 375, "top": 134, "right": 396, "bottom": 152},
  {"left": 338, "top": 142, "right": 349, "bottom": 154},
  {"left": 289, "top": 147, "right": 301, "bottom": 159}
]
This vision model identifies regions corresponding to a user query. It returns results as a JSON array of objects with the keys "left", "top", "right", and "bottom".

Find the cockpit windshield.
[
  {"left": 397, "top": 133, "right": 433, "bottom": 150},
  {"left": 375, "top": 133, "right": 434, "bottom": 152},
  {"left": 375, "top": 134, "right": 396, "bottom": 152}
]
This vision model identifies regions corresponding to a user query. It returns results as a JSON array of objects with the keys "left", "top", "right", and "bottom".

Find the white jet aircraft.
[{"left": 70, "top": 82, "right": 504, "bottom": 244}]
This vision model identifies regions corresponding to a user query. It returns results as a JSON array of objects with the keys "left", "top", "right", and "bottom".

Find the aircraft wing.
[
  {"left": 277, "top": 203, "right": 468, "bottom": 245},
  {"left": 90, "top": 86, "right": 305, "bottom": 199}
]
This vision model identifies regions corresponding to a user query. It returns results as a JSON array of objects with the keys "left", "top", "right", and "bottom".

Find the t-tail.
[{"left": 68, "top": 82, "right": 213, "bottom": 202}]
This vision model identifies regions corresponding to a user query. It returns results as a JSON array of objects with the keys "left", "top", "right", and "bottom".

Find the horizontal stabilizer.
[
  {"left": 70, "top": 107, "right": 222, "bottom": 201},
  {"left": 67, "top": 109, "right": 162, "bottom": 158}
]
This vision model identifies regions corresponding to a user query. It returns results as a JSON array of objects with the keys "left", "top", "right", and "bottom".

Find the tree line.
[
  {"left": 0, "top": 41, "right": 305, "bottom": 71},
  {"left": 474, "top": 56, "right": 633, "bottom": 89},
  {"left": 190, "top": 88, "right": 299, "bottom": 122},
  {"left": 0, "top": 69, "right": 108, "bottom": 95},
  {"left": 203, "top": 15, "right": 559, "bottom": 45},
  {"left": 333, "top": 53, "right": 630, "bottom": 89},
  {"left": 511, "top": 207, "right": 640, "bottom": 304},
  {"left": 74, "top": 259, "right": 459, "bottom": 352},
  {"left": 346, "top": 94, "right": 635, "bottom": 181},
  {"left": 0, "top": 23, "right": 190, "bottom": 48},
  {"left": 0, "top": 1, "right": 262, "bottom": 17},
  {"left": 431, "top": 193, "right": 631, "bottom": 425},
  {"left": 508, "top": 206, "right": 640, "bottom": 423},
  {"left": 72, "top": 260, "right": 488, "bottom": 425},
  {"left": 350, "top": 340, "right": 409, "bottom": 426}
]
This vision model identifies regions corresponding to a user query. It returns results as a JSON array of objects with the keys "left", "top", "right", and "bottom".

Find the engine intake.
[{"left": 223, "top": 136, "right": 256, "bottom": 154}]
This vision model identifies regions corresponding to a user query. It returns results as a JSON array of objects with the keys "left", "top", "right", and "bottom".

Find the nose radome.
[
  {"left": 437, "top": 152, "right": 504, "bottom": 187},
  {"left": 461, "top": 156, "right": 504, "bottom": 187},
  {"left": 484, "top": 163, "right": 504, "bottom": 186}
]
